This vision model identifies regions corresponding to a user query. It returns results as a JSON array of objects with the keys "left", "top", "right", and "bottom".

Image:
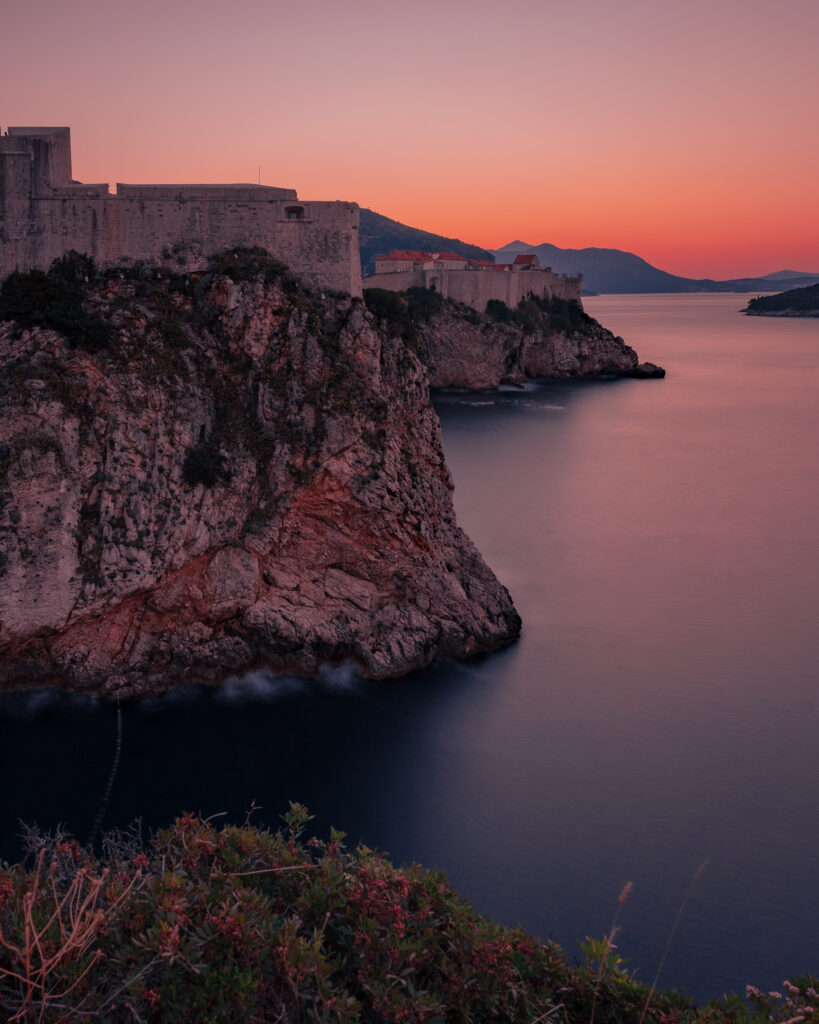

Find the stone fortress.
[
  {"left": 363, "top": 250, "right": 583, "bottom": 311},
  {"left": 0, "top": 127, "right": 362, "bottom": 296}
]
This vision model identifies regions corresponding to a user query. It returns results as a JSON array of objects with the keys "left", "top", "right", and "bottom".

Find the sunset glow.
[{"left": 4, "top": 0, "right": 818, "bottom": 279}]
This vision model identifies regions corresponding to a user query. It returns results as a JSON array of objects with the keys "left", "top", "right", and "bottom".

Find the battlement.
[
  {"left": 0, "top": 127, "right": 361, "bottom": 296},
  {"left": 114, "top": 183, "right": 298, "bottom": 201}
]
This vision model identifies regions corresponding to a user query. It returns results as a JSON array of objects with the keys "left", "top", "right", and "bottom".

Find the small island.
[{"left": 744, "top": 282, "right": 819, "bottom": 317}]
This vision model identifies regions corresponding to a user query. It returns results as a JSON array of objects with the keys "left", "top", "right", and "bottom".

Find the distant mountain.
[
  {"left": 359, "top": 209, "right": 493, "bottom": 276},
  {"left": 356, "top": 208, "right": 819, "bottom": 294},
  {"left": 493, "top": 241, "right": 819, "bottom": 294},
  {"left": 759, "top": 269, "right": 819, "bottom": 282},
  {"left": 494, "top": 241, "right": 692, "bottom": 293},
  {"left": 744, "top": 282, "right": 819, "bottom": 317}
]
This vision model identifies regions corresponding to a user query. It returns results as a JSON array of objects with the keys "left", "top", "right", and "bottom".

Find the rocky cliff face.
[
  {"left": 406, "top": 295, "right": 664, "bottom": 390},
  {"left": 0, "top": 251, "right": 520, "bottom": 698}
]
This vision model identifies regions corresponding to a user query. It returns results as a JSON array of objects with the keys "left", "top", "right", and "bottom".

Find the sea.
[{"left": 1, "top": 293, "right": 817, "bottom": 1002}]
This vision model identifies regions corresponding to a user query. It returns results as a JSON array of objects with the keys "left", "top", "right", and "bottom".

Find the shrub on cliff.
[
  {"left": 208, "top": 246, "right": 292, "bottom": 285},
  {"left": 485, "top": 298, "right": 516, "bottom": 324},
  {"left": 2, "top": 811, "right": 815, "bottom": 1024},
  {"left": 182, "top": 439, "right": 231, "bottom": 488},
  {"left": 527, "top": 293, "right": 594, "bottom": 334},
  {"left": 363, "top": 286, "right": 445, "bottom": 342},
  {"left": 363, "top": 287, "right": 415, "bottom": 341},
  {"left": 0, "top": 251, "right": 111, "bottom": 353},
  {"left": 406, "top": 285, "right": 443, "bottom": 321}
]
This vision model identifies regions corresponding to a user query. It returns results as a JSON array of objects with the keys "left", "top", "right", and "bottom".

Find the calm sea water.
[{"left": 1, "top": 293, "right": 817, "bottom": 1001}]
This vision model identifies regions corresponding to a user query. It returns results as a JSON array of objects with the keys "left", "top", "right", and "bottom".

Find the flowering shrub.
[
  {"left": 0, "top": 806, "right": 815, "bottom": 1023},
  {"left": 745, "top": 980, "right": 819, "bottom": 1022}
]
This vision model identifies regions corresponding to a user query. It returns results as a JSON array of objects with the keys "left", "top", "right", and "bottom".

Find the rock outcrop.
[
  {"left": 365, "top": 289, "right": 664, "bottom": 390},
  {"left": 0, "top": 251, "right": 520, "bottom": 698}
]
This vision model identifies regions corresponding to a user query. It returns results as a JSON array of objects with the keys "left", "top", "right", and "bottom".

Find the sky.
[{"left": 3, "top": 0, "right": 818, "bottom": 279}]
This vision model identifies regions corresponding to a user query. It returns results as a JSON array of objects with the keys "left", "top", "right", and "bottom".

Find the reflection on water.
[{"left": 1, "top": 295, "right": 817, "bottom": 1001}]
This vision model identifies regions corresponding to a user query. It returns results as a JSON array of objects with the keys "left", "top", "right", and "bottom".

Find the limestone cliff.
[
  {"left": 0, "top": 250, "right": 520, "bottom": 698},
  {"left": 364, "top": 288, "right": 664, "bottom": 390}
]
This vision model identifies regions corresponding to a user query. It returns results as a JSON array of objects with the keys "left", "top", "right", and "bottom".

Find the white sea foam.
[
  {"left": 214, "top": 670, "right": 305, "bottom": 703},
  {"left": 317, "top": 660, "right": 361, "bottom": 691}
]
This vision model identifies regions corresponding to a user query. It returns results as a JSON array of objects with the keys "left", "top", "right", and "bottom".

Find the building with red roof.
[{"left": 367, "top": 247, "right": 582, "bottom": 312}]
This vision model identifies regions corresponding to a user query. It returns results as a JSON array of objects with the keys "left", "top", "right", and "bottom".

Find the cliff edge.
[{"left": 0, "top": 250, "right": 520, "bottom": 698}]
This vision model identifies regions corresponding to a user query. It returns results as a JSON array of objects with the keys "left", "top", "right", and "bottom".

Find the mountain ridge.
[
  {"left": 491, "top": 241, "right": 819, "bottom": 294},
  {"left": 356, "top": 208, "right": 818, "bottom": 294}
]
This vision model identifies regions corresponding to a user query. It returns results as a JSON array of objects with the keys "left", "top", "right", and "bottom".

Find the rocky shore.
[
  {"left": 0, "top": 250, "right": 520, "bottom": 698},
  {"left": 364, "top": 287, "right": 664, "bottom": 390}
]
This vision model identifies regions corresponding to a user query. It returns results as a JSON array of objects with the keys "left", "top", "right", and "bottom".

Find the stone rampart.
[
  {"left": 363, "top": 266, "right": 583, "bottom": 311},
  {"left": 0, "top": 128, "right": 362, "bottom": 296}
]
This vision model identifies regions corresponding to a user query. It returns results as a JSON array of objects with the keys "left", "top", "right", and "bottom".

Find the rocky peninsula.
[
  {"left": 0, "top": 250, "right": 519, "bottom": 698},
  {"left": 364, "top": 286, "right": 664, "bottom": 389},
  {"left": 744, "top": 282, "right": 819, "bottom": 317}
]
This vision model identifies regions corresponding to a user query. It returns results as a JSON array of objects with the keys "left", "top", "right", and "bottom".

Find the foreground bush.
[
  {"left": 0, "top": 251, "right": 112, "bottom": 352},
  {"left": 0, "top": 808, "right": 816, "bottom": 1023}
]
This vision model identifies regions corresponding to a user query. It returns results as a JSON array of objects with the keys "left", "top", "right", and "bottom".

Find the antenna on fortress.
[{"left": 258, "top": 164, "right": 260, "bottom": 185}]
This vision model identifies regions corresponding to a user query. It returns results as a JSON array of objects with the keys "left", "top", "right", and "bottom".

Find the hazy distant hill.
[
  {"left": 359, "top": 209, "right": 493, "bottom": 276},
  {"left": 744, "top": 282, "right": 819, "bottom": 317},
  {"left": 493, "top": 241, "right": 691, "bottom": 293},
  {"left": 759, "top": 269, "right": 819, "bottom": 282},
  {"left": 493, "top": 240, "right": 819, "bottom": 294}
]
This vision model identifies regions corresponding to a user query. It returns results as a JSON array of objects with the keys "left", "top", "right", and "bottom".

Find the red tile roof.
[
  {"left": 376, "top": 250, "right": 468, "bottom": 263},
  {"left": 513, "top": 254, "right": 538, "bottom": 265},
  {"left": 377, "top": 250, "right": 430, "bottom": 262}
]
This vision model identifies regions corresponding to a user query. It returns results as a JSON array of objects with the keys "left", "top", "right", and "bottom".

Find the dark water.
[{"left": 2, "top": 294, "right": 817, "bottom": 1001}]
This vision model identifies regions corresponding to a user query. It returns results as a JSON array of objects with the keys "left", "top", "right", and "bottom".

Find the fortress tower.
[{"left": 0, "top": 127, "right": 362, "bottom": 296}]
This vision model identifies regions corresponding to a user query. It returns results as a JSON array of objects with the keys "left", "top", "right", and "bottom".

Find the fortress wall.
[
  {"left": 363, "top": 270, "right": 427, "bottom": 292},
  {"left": 7, "top": 128, "right": 72, "bottom": 191},
  {"left": 0, "top": 151, "right": 33, "bottom": 270},
  {"left": 436, "top": 269, "right": 518, "bottom": 308},
  {"left": 268, "top": 202, "right": 362, "bottom": 295},
  {"left": 1, "top": 193, "right": 362, "bottom": 296},
  {"left": 112, "top": 196, "right": 361, "bottom": 294},
  {"left": 552, "top": 275, "right": 583, "bottom": 302},
  {"left": 8, "top": 195, "right": 117, "bottom": 272},
  {"left": 376, "top": 259, "right": 418, "bottom": 274},
  {"left": 116, "top": 184, "right": 298, "bottom": 202},
  {"left": 1, "top": 129, "right": 362, "bottom": 295},
  {"left": 363, "top": 268, "right": 582, "bottom": 311}
]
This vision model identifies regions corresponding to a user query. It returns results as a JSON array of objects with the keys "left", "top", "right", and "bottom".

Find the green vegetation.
[
  {"left": 182, "top": 440, "right": 232, "bottom": 488},
  {"left": 208, "top": 246, "right": 292, "bottom": 285},
  {"left": 364, "top": 286, "right": 599, "bottom": 347},
  {"left": 0, "top": 252, "right": 112, "bottom": 352},
  {"left": 485, "top": 294, "right": 594, "bottom": 334},
  {"left": 0, "top": 811, "right": 816, "bottom": 1024},
  {"left": 363, "top": 287, "right": 417, "bottom": 341},
  {"left": 362, "top": 285, "right": 443, "bottom": 343},
  {"left": 745, "top": 283, "right": 819, "bottom": 315},
  {"left": 485, "top": 298, "right": 517, "bottom": 324},
  {"left": 405, "top": 286, "right": 443, "bottom": 322}
]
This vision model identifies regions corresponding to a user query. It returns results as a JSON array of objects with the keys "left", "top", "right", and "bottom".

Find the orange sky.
[{"left": 4, "top": 0, "right": 818, "bottom": 279}]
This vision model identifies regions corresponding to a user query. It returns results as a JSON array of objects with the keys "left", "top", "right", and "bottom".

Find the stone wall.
[
  {"left": 0, "top": 128, "right": 362, "bottom": 296},
  {"left": 363, "top": 265, "right": 583, "bottom": 311}
]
